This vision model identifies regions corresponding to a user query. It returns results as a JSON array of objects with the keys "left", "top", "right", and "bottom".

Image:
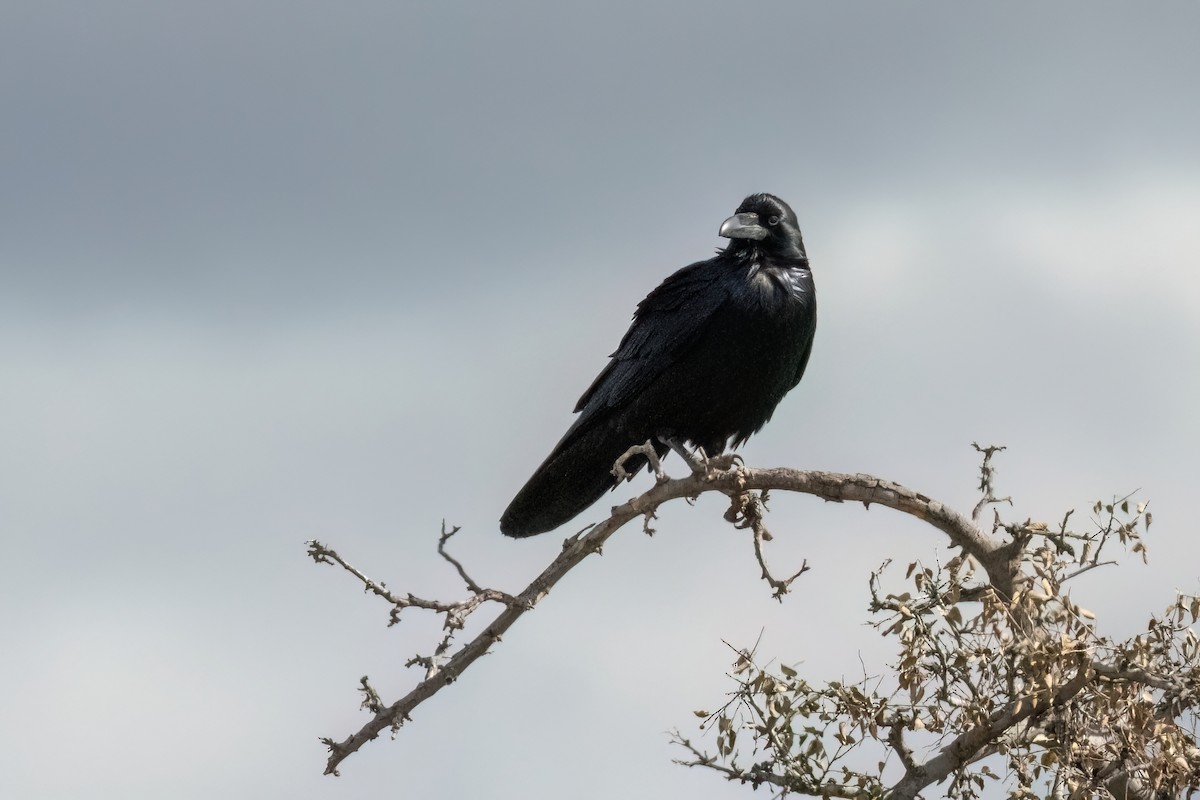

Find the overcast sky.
[{"left": 3, "top": 3, "right": 1200, "bottom": 798}]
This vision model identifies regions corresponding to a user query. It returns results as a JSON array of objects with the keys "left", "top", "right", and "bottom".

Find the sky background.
[{"left": 3, "top": 2, "right": 1200, "bottom": 798}]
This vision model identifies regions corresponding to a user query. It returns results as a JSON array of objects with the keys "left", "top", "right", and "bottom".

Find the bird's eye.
[{"left": 767, "top": 215, "right": 781, "bottom": 226}]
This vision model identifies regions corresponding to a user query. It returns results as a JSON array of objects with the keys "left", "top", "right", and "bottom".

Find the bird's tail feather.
[{"left": 500, "top": 425, "right": 658, "bottom": 538}]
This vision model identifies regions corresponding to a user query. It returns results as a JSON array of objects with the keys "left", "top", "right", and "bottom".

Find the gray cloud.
[{"left": 3, "top": 3, "right": 1199, "bottom": 798}]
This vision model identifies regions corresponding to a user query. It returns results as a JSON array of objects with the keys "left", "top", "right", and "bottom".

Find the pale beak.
[{"left": 719, "top": 212, "right": 768, "bottom": 240}]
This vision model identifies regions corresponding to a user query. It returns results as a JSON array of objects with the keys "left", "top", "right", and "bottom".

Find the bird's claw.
[
  {"left": 611, "top": 440, "right": 666, "bottom": 484},
  {"left": 661, "top": 437, "right": 745, "bottom": 478},
  {"left": 707, "top": 453, "right": 744, "bottom": 472}
]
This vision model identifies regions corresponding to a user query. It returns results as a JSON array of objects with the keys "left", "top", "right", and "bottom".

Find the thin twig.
[
  {"left": 971, "top": 442, "right": 1012, "bottom": 524},
  {"left": 437, "top": 521, "right": 485, "bottom": 595},
  {"left": 725, "top": 490, "right": 809, "bottom": 599}
]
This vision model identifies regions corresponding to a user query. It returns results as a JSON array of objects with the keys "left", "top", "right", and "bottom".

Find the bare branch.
[
  {"left": 971, "top": 442, "right": 1012, "bottom": 524},
  {"left": 307, "top": 539, "right": 519, "bottom": 629},
  {"left": 356, "top": 676, "right": 382, "bottom": 714},
  {"left": 314, "top": 463, "right": 1000, "bottom": 774},
  {"left": 725, "top": 490, "right": 809, "bottom": 599},
  {"left": 1060, "top": 559, "right": 1119, "bottom": 583},
  {"left": 435, "top": 521, "right": 485, "bottom": 593}
]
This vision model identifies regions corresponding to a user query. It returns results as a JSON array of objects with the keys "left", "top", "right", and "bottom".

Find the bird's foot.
[
  {"left": 662, "top": 437, "right": 710, "bottom": 476},
  {"left": 707, "top": 452, "right": 745, "bottom": 472},
  {"left": 611, "top": 440, "right": 667, "bottom": 484},
  {"left": 662, "top": 438, "right": 743, "bottom": 479}
]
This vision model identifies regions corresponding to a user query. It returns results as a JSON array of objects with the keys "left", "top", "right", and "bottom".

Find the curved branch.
[
  {"left": 320, "top": 464, "right": 998, "bottom": 775},
  {"left": 719, "top": 468, "right": 1001, "bottom": 577}
]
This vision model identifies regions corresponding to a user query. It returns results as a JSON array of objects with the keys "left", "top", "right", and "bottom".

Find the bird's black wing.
[
  {"left": 571, "top": 258, "right": 728, "bottom": 425},
  {"left": 499, "top": 259, "right": 728, "bottom": 538}
]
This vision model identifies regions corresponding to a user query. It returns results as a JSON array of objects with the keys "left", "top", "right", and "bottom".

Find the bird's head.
[{"left": 718, "top": 193, "right": 806, "bottom": 261}]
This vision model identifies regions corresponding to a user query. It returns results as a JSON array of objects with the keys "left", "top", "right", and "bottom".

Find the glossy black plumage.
[{"left": 500, "top": 193, "right": 816, "bottom": 538}]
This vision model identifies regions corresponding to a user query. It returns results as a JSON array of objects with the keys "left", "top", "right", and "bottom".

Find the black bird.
[{"left": 500, "top": 193, "right": 816, "bottom": 538}]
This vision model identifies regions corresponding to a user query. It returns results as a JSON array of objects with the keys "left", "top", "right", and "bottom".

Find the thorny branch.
[
  {"left": 307, "top": 526, "right": 519, "bottom": 631},
  {"left": 436, "top": 521, "right": 487, "bottom": 595},
  {"left": 311, "top": 455, "right": 997, "bottom": 776},
  {"left": 971, "top": 441, "right": 1011, "bottom": 524}
]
